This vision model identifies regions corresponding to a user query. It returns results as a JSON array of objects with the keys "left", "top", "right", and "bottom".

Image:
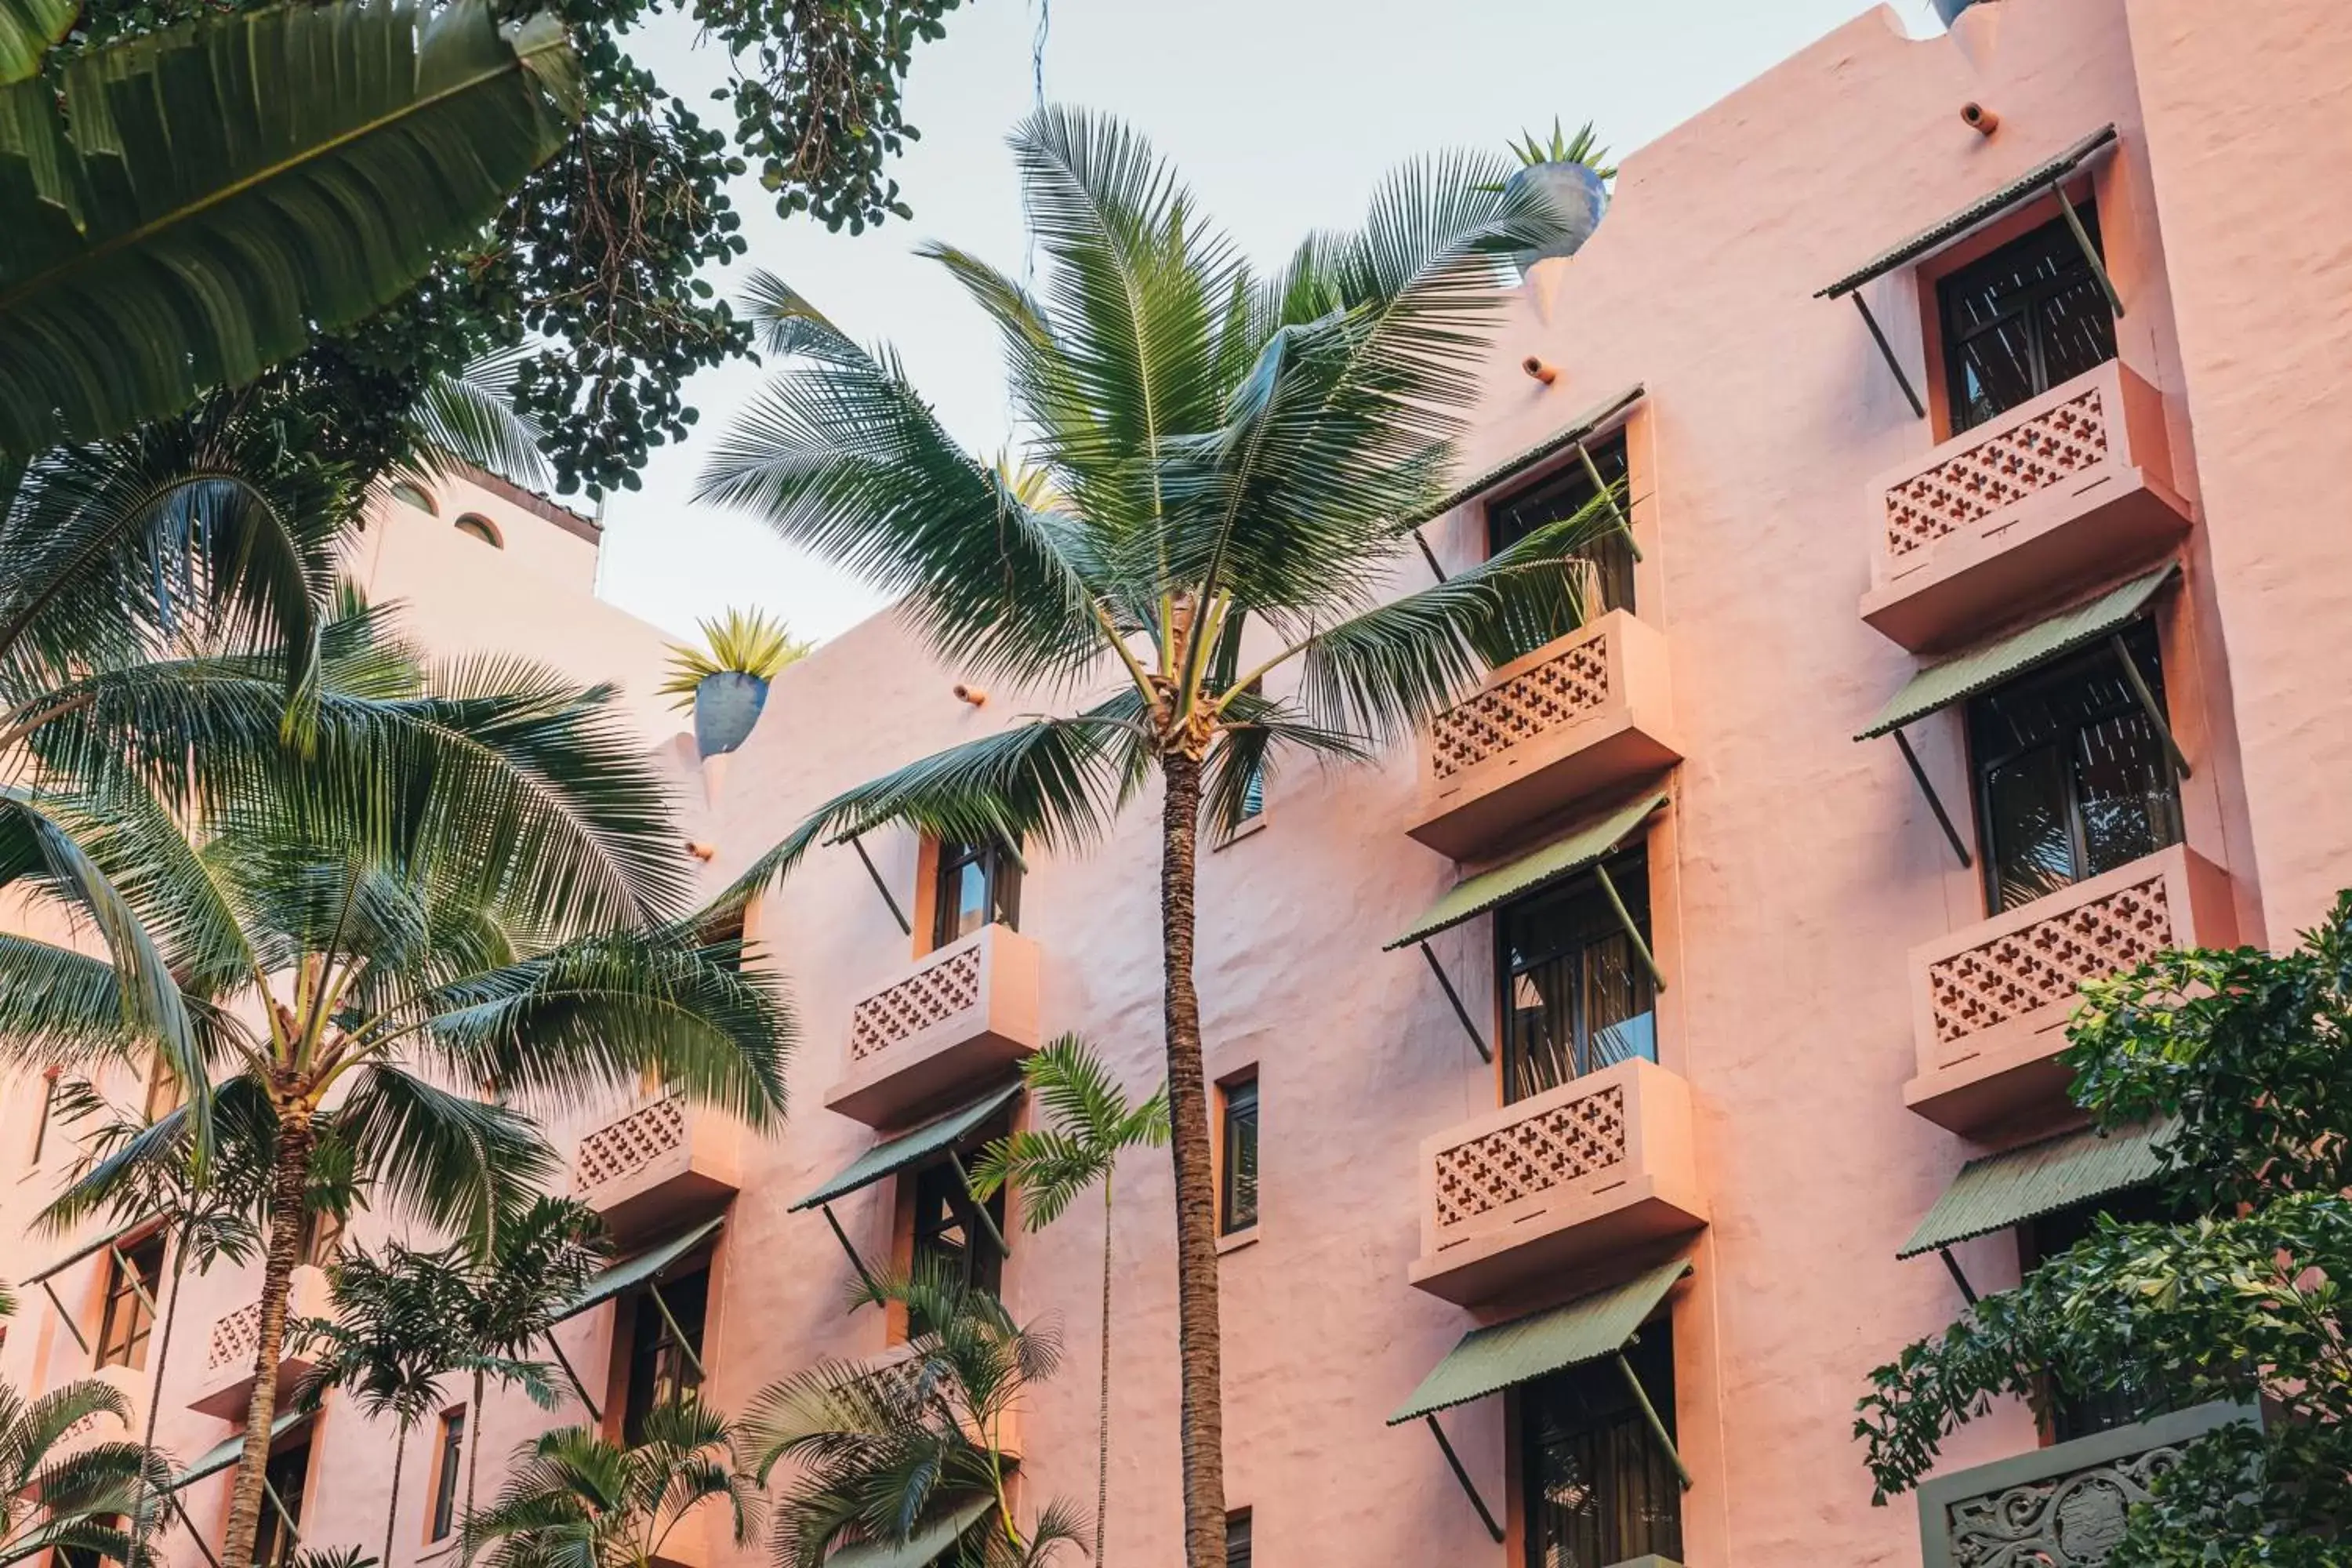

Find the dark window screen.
[
  {"left": 96, "top": 1235, "right": 164, "bottom": 1370},
  {"left": 1225, "top": 1512, "right": 1252, "bottom": 1568},
  {"left": 1937, "top": 209, "right": 2117, "bottom": 434},
  {"left": 429, "top": 1410, "right": 466, "bottom": 1540},
  {"left": 1498, "top": 851, "right": 1656, "bottom": 1105},
  {"left": 2026, "top": 1186, "right": 2192, "bottom": 1443},
  {"left": 934, "top": 838, "right": 1022, "bottom": 948},
  {"left": 1486, "top": 434, "right": 1635, "bottom": 659},
  {"left": 1523, "top": 1324, "right": 1682, "bottom": 1568},
  {"left": 912, "top": 1156, "right": 1007, "bottom": 1330},
  {"left": 1969, "top": 621, "right": 2180, "bottom": 913},
  {"left": 622, "top": 1265, "right": 709, "bottom": 1443},
  {"left": 1221, "top": 1080, "right": 1259, "bottom": 1234},
  {"left": 250, "top": 1439, "right": 310, "bottom": 1568}
]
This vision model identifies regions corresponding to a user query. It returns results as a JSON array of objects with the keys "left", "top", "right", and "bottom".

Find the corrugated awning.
[
  {"left": 1388, "top": 1258, "right": 1690, "bottom": 1425},
  {"left": 1406, "top": 387, "right": 1646, "bottom": 527},
  {"left": 1386, "top": 793, "right": 1666, "bottom": 949},
  {"left": 789, "top": 1083, "right": 1023, "bottom": 1213},
  {"left": 826, "top": 1498, "right": 996, "bottom": 1568},
  {"left": 19, "top": 1219, "right": 150, "bottom": 1286},
  {"left": 1857, "top": 564, "right": 2176, "bottom": 741},
  {"left": 1900, "top": 1122, "right": 2166, "bottom": 1259},
  {"left": 1816, "top": 125, "right": 2120, "bottom": 299},
  {"left": 556, "top": 1215, "right": 725, "bottom": 1324},
  {"left": 172, "top": 1410, "right": 310, "bottom": 1490}
]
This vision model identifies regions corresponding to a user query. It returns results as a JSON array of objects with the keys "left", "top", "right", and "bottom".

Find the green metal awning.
[
  {"left": 1406, "top": 387, "right": 1646, "bottom": 526},
  {"left": 1900, "top": 1122, "right": 2167, "bottom": 1259},
  {"left": 1386, "top": 793, "right": 1667, "bottom": 949},
  {"left": 826, "top": 1498, "right": 996, "bottom": 1568},
  {"left": 1817, "top": 125, "right": 2119, "bottom": 299},
  {"left": 1856, "top": 565, "right": 2177, "bottom": 740},
  {"left": 19, "top": 1219, "right": 147, "bottom": 1285},
  {"left": 1388, "top": 1258, "right": 1691, "bottom": 1425},
  {"left": 172, "top": 1410, "right": 310, "bottom": 1490},
  {"left": 789, "top": 1083, "right": 1024, "bottom": 1213},
  {"left": 557, "top": 1215, "right": 725, "bottom": 1324}
]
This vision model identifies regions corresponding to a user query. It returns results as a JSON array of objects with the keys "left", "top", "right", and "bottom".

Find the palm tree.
[
  {"left": 0, "top": 1366, "right": 172, "bottom": 1566},
  {"left": 0, "top": 590, "right": 794, "bottom": 1568},
  {"left": 0, "top": 0, "right": 583, "bottom": 456},
  {"left": 746, "top": 1269, "right": 1084, "bottom": 1568},
  {"left": 461, "top": 1398, "right": 759, "bottom": 1568},
  {"left": 968, "top": 1035, "right": 1167, "bottom": 1566},
  {"left": 699, "top": 108, "right": 1600, "bottom": 1566}
]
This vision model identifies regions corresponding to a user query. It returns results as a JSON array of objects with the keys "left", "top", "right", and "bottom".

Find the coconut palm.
[
  {"left": 746, "top": 1269, "right": 1084, "bottom": 1568},
  {"left": 0, "top": 588, "right": 793, "bottom": 1568},
  {"left": 0, "top": 1367, "right": 172, "bottom": 1566},
  {"left": 968, "top": 1035, "right": 1167, "bottom": 1565},
  {"left": 698, "top": 107, "right": 1602, "bottom": 1566},
  {"left": 462, "top": 1398, "right": 760, "bottom": 1568}
]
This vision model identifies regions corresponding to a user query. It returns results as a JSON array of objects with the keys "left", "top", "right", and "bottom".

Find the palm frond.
[
  {"left": 332, "top": 1065, "right": 557, "bottom": 1245},
  {"left": 405, "top": 346, "right": 557, "bottom": 493}
]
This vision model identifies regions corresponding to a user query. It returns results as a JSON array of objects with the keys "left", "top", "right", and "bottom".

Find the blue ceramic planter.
[
  {"left": 1506, "top": 160, "right": 1610, "bottom": 275},
  {"left": 1934, "top": 0, "right": 1982, "bottom": 23},
  {"left": 694, "top": 670, "right": 770, "bottom": 757}
]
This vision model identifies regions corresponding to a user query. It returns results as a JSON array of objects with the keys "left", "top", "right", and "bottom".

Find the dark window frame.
[
  {"left": 620, "top": 1262, "right": 710, "bottom": 1445},
  {"left": 428, "top": 1407, "right": 466, "bottom": 1541},
  {"left": 2021, "top": 1186, "right": 2191, "bottom": 1443},
  {"left": 95, "top": 1232, "right": 165, "bottom": 1370},
  {"left": 1495, "top": 849, "right": 1657, "bottom": 1105},
  {"left": 1225, "top": 1510, "right": 1253, "bottom": 1568},
  {"left": 1967, "top": 620, "right": 2182, "bottom": 915},
  {"left": 909, "top": 1151, "right": 1007, "bottom": 1316},
  {"left": 1936, "top": 204, "right": 2118, "bottom": 436},
  {"left": 1219, "top": 1076, "right": 1260, "bottom": 1236},
  {"left": 931, "top": 836, "right": 1022, "bottom": 949},
  {"left": 1519, "top": 1322, "right": 1682, "bottom": 1568},
  {"left": 1483, "top": 428, "right": 1637, "bottom": 622},
  {"left": 249, "top": 1436, "right": 311, "bottom": 1568}
]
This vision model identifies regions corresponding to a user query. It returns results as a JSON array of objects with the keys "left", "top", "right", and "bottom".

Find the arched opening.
[
  {"left": 388, "top": 480, "right": 437, "bottom": 515},
  {"left": 454, "top": 514, "right": 504, "bottom": 549}
]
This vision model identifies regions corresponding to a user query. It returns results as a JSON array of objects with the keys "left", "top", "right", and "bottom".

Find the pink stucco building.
[{"left": 6, "top": 1, "right": 2352, "bottom": 1565}]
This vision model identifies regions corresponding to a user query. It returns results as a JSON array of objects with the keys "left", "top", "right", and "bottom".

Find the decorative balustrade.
[
  {"left": 1917, "top": 1403, "right": 2254, "bottom": 1568},
  {"left": 568, "top": 1095, "right": 739, "bottom": 1246},
  {"left": 1410, "top": 1058, "right": 1705, "bottom": 1306},
  {"left": 188, "top": 1264, "right": 330, "bottom": 1417},
  {"left": 1410, "top": 609, "right": 1682, "bottom": 862},
  {"left": 1904, "top": 844, "right": 2235, "bottom": 1134},
  {"left": 827, "top": 923, "right": 1041, "bottom": 1129},
  {"left": 206, "top": 1301, "right": 262, "bottom": 1374},
  {"left": 1861, "top": 360, "right": 2190, "bottom": 653}
]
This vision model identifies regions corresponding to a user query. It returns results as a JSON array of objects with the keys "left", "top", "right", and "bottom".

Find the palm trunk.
[
  {"left": 1095, "top": 1173, "right": 1113, "bottom": 1566},
  {"left": 221, "top": 1106, "right": 318, "bottom": 1568},
  {"left": 1158, "top": 753, "right": 1224, "bottom": 1568},
  {"left": 460, "top": 1367, "right": 484, "bottom": 1564},
  {"left": 130, "top": 1223, "right": 191, "bottom": 1566},
  {"left": 383, "top": 1426, "right": 409, "bottom": 1568}
]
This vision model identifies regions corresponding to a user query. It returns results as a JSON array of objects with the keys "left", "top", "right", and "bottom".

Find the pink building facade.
[{"left": 7, "top": 2, "right": 2352, "bottom": 1566}]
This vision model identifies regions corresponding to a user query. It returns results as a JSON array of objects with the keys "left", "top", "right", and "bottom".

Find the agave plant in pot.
[
  {"left": 1484, "top": 118, "right": 1619, "bottom": 274},
  {"left": 662, "top": 607, "right": 815, "bottom": 757}
]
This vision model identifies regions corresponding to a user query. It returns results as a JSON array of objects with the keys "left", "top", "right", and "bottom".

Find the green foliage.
[
  {"left": 1856, "top": 893, "right": 2352, "bottom": 1562},
  {"left": 0, "top": 1374, "right": 172, "bottom": 1566},
  {"left": 463, "top": 1398, "right": 759, "bottom": 1568},
  {"left": 1503, "top": 117, "right": 1617, "bottom": 178},
  {"left": 746, "top": 1269, "right": 1084, "bottom": 1568},
  {"left": 969, "top": 1033, "right": 1167, "bottom": 1232},
  {"left": 0, "top": 0, "right": 583, "bottom": 457},
  {"left": 659, "top": 607, "right": 815, "bottom": 708}
]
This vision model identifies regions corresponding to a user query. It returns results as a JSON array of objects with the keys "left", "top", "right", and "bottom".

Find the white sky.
[{"left": 592, "top": 0, "right": 1944, "bottom": 642}]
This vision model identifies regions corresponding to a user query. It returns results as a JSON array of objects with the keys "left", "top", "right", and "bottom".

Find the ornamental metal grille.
[
  {"left": 848, "top": 946, "right": 984, "bottom": 1060},
  {"left": 575, "top": 1098, "right": 688, "bottom": 1193},
  {"left": 1943, "top": 1437, "right": 2183, "bottom": 1566},
  {"left": 1432, "top": 1083, "right": 1628, "bottom": 1231},
  {"left": 207, "top": 1301, "right": 262, "bottom": 1372},
  {"left": 1926, "top": 873, "right": 2172, "bottom": 1047},
  {"left": 1428, "top": 630, "right": 1612, "bottom": 780},
  {"left": 1885, "top": 387, "right": 2110, "bottom": 558}
]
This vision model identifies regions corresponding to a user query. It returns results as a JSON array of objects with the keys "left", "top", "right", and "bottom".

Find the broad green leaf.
[
  {"left": 0, "top": 0, "right": 584, "bottom": 456},
  {"left": 0, "top": 0, "right": 72, "bottom": 85}
]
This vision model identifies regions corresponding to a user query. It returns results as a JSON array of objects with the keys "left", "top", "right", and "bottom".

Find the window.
[
  {"left": 388, "top": 481, "right": 437, "bottom": 516},
  {"left": 1225, "top": 1511, "right": 1252, "bottom": 1568},
  {"left": 1522, "top": 1324, "right": 1682, "bottom": 1568},
  {"left": 95, "top": 1233, "right": 165, "bottom": 1370},
  {"left": 1969, "top": 622, "right": 2180, "bottom": 913},
  {"left": 299, "top": 1207, "right": 343, "bottom": 1270},
  {"left": 1219, "top": 1077, "right": 1259, "bottom": 1236},
  {"left": 910, "top": 1159, "right": 1006, "bottom": 1316},
  {"left": 2025, "top": 1187, "right": 2189, "bottom": 1442},
  {"left": 142, "top": 1054, "right": 183, "bottom": 1124},
  {"left": 453, "top": 514, "right": 504, "bottom": 549},
  {"left": 1237, "top": 762, "right": 1265, "bottom": 826},
  {"left": 1937, "top": 208, "right": 2117, "bottom": 434},
  {"left": 249, "top": 1438, "right": 310, "bottom": 1568},
  {"left": 27, "top": 1070, "right": 56, "bottom": 1166},
  {"left": 1497, "top": 850, "right": 1656, "bottom": 1105},
  {"left": 428, "top": 1408, "right": 466, "bottom": 1541},
  {"left": 621, "top": 1265, "right": 708, "bottom": 1444},
  {"left": 55, "top": 1522, "right": 116, "bottom": 1568},
  {"left": 931, "top": 837, "right": 1022, "bottom": 949},
  {"left": 1486, "top": 431, "right": 1635, "bottom": 659}
]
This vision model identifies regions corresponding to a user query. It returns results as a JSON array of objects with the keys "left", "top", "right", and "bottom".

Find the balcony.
[
  {"left": 1408, "top": 1058, "right": 1706, "bottom": 1306},
  {"left": 1916, "top": 1402, "right": 2252, "bottom": 1568},
  {"left": 570, "top": 1094, "right": 742, "bottom": 1248},
  {"left": 1407, "top": 610, "right": 1682, "bottom": 862},
  {"left": 826, "top": 924, "right": 1042, "bottom": 1129},
  {"left": 1904, "top": 844, "right": 2236, "bottom": 1135},
  {"left": 188, "top": 1263, "right": 331, "bottom": 1418},
  {"left": 1861, "top": 360, "right": 2190, "bottom": 653}
]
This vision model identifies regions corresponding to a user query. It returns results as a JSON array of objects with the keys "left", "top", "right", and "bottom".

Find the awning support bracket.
[
  {"left": 1592, "top": 865, "right": 1668, "bottom": 993},
  {"left": 948, "top": 1152, "right": 1014, "bottom": 1259},
  {"left": 169, "top": 1490, "right": 224, "bottom": 1568},
  {"left": 645, "top": 1282, "right": 708, "bottom": 1383},
  {"left": 111, "top": 1242, "right": 162, "bottom": 1321},
  {"left": 1414, "top": 531, "right": 1447, "bottom": 584},
  {"left": 43, "top": 1279, "right": 90, "bottom": 1356},
  {"left": 2051, "top": 180, "right": 2125, "bottom": 318},
  {"left": 1417, "top": 941, "right": 1492, "bottom": 1064},
  {"left": 820, "top": 1203, "right": 884, "bottom": 1300},
  {"left": 2107, "top": 633, "right": 2189, "bottom": 779},
  {"left": 848, "top": 834, "right": 913, "bottom": 936},
  {"left": 1615, "top": 1347, "right": 1695, "bottom": 1492},
  {"left": 1937, "top": 1245, "right": 1980, "bottom": 1307},
  {"left": 261, "top": 1472, "right": 301, "bottom": 1548},
  {"left": 1574, "top": 441, "right": 1643, "bottom": 563},
  {"left": 545, "top": 1334, "right": 604, "bottom": 1425},
  {"left": 1422, "top": 1414, "right": 1505, "bottom": 1544},
  {"left": 1892, "top": 728, "right": 1973, "bottom": 869},
  {"left": 1849, "top": 293, "right": 1928, "bottom": 420}
]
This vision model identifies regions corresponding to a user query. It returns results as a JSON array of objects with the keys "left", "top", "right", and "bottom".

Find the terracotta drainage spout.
[
  {"left": 1962, "top": 102, "right": 2000, "bottom": 136},
  {"left": 1522, "top": 356, "right": 1559, "bottom": 385}
]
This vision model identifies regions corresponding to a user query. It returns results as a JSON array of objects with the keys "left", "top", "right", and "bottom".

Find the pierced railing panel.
[
  {"left": 1885, "top": 387, "right": 2110, "bottom": 558},
  {"left": 1926, "top": 873, "right": 2171, "bottom": 1047},
  {"left": 1432, "top": 1083, "right": 1627, "bottom": 1232},
  {"left": 207, "top": 1301, "right": 261, "bottom": 1374},
  {"left": 1428, "top": 631, "right": 1612, "bottom": 780},
  {"left": 849, "top": 946, "right": 984, "bottom": 1061},
  {"left": 575, "top": 1097, "right": 688, "bottom": 1194}
]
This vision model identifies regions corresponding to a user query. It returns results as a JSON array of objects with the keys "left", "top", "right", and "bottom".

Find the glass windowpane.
[
  {"left": 1221, "top": 1080, "right": 1259, "bottom": 1234},
  {"left": 1938, "top": 209, "right": 2117, "bottom": 432},
  {"left": 1500, "top": 853, "right": 1653, "bottom": 1103}
]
